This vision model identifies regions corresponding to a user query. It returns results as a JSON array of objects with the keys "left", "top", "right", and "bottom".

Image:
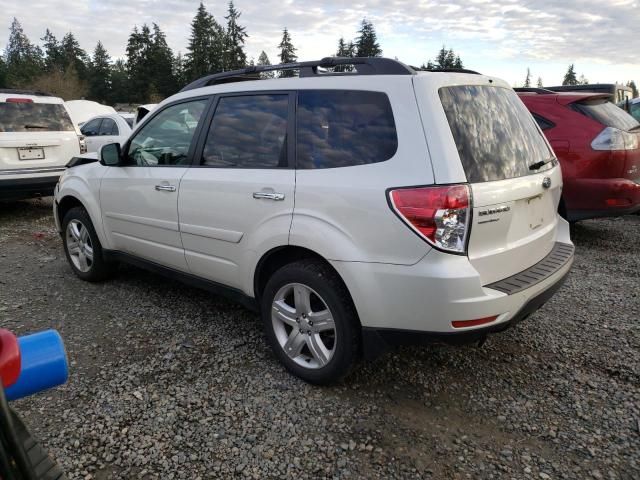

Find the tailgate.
[{"left": 0, "top": 132, "right": 79, "bottom": 174}]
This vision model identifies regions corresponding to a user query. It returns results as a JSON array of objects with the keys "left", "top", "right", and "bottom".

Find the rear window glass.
[
  {"left": 297, "top": 90, "right": 398, "bottom": 169},
  {"left": 0, "top": 102, "right": 75, "bottom": 132},
  {"left": 439, "top": 86, "right": 554, "bottom": 183},
  {"left": 573, "top": 99, "right": 639, "bottom": 131}
]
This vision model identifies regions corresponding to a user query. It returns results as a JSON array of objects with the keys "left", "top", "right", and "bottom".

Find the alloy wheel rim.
[
  {"left": 271, "top": 283, "right": 337, "bottom": 369},
  {"left": 66, "top": 219, "right": 94, "bottom": 273}
]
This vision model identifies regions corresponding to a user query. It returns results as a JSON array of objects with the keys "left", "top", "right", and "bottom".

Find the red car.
[{"left": 517, "top": 89, "right": 640, "bottom": 221}]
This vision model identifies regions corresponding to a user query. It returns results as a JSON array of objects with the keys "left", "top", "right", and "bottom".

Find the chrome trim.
[
  {"left": 253, "top": 192, "right": 285, "bottom": 201},
  {"left": 155, "top": 184, "right": 176, "bottom": 192},
  {"left": 0, "top": 166, "right": 66, "bottom": 176}
]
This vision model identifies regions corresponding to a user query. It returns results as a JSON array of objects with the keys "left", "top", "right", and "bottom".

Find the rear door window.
[
  {"left": 81, "top": 118, "right": 102, "bottom": 136},
  {"left": 0, "top": 102, "right": 76, "bottom": 133},
  {"left": 201, "top": 94, "right": 289, "bottom": 168},
  {"left": 573, "top": 99, "right": 639, "bottom": 131},
  {"left": 99, "top": 118, "right": 118, "bottom": 136},
  {"left": 439, "top": 86, "right": 554, "bottom": 183},
  {"left": 296, "top": 90, "right": 398, "bottom": 169}
]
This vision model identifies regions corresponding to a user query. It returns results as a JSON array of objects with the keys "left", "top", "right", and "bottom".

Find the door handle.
[
  {"left": 155, "top": 184, "right": 176, "bottom": 192},
  {"left": 253, "top": 192, "right": 285, "bottom": 201}
]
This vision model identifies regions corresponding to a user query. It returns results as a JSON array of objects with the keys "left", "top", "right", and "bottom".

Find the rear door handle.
[
  {"left": 253, "top": 192, "right": 285, "bottom": 201},
  {"left": 155, "top": 184, "right": 176, "bottom": 192}
]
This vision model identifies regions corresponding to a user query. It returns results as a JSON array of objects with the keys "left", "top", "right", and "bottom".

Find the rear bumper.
[
  {"left": 362, "top": 264, "right": 570, "bottom": 359},
  {"left": 565, "top": 177, "right": 640, "bottom": 221},
  {"left": 0, "top": 176, "right": 60, "bottom": 200}
]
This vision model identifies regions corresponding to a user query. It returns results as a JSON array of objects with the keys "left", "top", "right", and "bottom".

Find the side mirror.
[{"left": 100, "top": 143, "right": 122, "bottom": 166}]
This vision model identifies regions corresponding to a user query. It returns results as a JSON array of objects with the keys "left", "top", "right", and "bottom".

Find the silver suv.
[{"left": 54, "top": 58, "right": 574, "bottom": 384}]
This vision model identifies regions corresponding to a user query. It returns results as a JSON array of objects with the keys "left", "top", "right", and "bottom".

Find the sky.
[{"left": 0, "top": 0, "right": 638, "bottom": 87}]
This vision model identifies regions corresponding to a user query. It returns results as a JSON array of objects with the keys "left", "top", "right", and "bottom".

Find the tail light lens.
[
  {"left": 389, "top": 184, "right": 471, "bottom": 254},
  {"left": 6, "top": 97, "right": 33, "bottom": 103},
  {"left": 591, "top": 127, "right": 639, "bottom": 151},
  {"left": 78, "top": 135, "right": 87, "bottom": 154}
]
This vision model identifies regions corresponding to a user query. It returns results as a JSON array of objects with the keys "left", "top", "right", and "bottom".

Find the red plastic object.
[
  {"left": 452, "top": 316, "right": 498, "bottom": 329},
  {"left": 5, "top": 97, "right": 33, "bottom": 103},
  {"left": 0, "top": 329, "right": 22, "bottom": 388}
]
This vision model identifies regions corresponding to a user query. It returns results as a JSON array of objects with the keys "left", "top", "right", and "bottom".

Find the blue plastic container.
[{"left": 5, "top": 330, "right": 68, "bottom": 402}]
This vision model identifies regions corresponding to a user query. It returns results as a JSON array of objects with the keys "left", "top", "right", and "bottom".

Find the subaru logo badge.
[{"left": 542, "top": 177, "right": 552, "bottom": 189}]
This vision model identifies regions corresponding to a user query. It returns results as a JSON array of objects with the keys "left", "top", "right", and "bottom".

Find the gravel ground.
[{"left": 0, "top": 197, "right": 638, "bottom": 480}]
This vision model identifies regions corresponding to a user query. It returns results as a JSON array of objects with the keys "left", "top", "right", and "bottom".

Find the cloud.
[{"left": 0, "top": 0, "right": 638, "bottom": 69}]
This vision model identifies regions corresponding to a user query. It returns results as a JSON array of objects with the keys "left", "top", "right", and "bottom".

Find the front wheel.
[
  {"left": 261, "top": 260, "right": 360, "bottom": 384},
  {"left": 62, "top": 206, "right": 113, "bottom": 282}
]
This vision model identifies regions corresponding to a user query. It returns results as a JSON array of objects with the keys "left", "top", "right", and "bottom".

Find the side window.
[
  {"left": 297, "top": 90, "right": 398, "bottom": 169},
  {"left": 81, "top": 118, "right": 102, "bottom": 137},
  {"left": 532, "top": 113, "right": 554, "bottom": 131},
  {"left": 99, "top": 118, "right": 118, "bottom": 136},
  {"left": 201, "top": 94, "right": 289, "bottom": 168},
  {"left": 126, "top": 99, "right": 208, "bottom": 167}
]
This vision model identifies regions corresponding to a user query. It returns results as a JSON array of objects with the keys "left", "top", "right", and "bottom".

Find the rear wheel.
[
  {"left": 62, "top": 207, "right": 113, "bottom": 282},
  {"left": 261, "top": 260, "right": 360, "bottom": 384}
]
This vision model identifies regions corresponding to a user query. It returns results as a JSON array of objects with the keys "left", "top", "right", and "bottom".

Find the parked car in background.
[
  {"left": 0, "top": 89, "right": 84, "bottom": 200},
  {"left": 54, "top": 58, "right": 573, "bottom": 383},
  {"left": 80, "top": 113, "right": 133, "bottom": 153},
  {"left": 546, "top": 84, "right": 633, "bottom": 107},
  {"left": 134, "top": 104, "right": 157, "bottom": 125},
  {"left": 627, "top": 98, "right": 640, "bottom": 122},
  {"left": 517, "top": 88, "right": 640, "bottom": 221},
  {"left": 64, "top": 100, "right": 116, "bottom": 127}
]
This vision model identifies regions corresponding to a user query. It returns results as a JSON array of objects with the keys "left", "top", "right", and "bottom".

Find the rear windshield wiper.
[
  {"left": 24, "top": 124, "right": 49, "bottom": 129},
  {"left": 529, "top": 158, "right": 555, "bottom": 171}
]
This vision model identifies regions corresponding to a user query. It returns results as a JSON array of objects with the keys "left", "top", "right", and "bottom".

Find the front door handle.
[
  {"left": 155, "top": 184, "right": 176, "bottom": 192},
  {"left": 253, "top": 192, "right": 285, "bottom": 201}
]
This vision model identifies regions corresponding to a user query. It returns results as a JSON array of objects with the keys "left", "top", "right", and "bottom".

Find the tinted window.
[
  {"left": 0, "top": 102, "right": 76, "bottom": 133},
  {"left": 630, "top": 103, "right": 640, "bottom": 122},
  {"left": 122, "top": 116, "right": 134, "bottom": 127},
  {"left": 201, "top": 94, "right": 288, "bottom": 168},
  {"left": 297, "top": 90, "right": 397, "bottom": 169},
  {"left": 127, "top": 99, "right": 207, "bottom": 167},
  {"left": 81, "top": 118, "right": 102, "bottom": 136},
  {"left": 532, "top": 113, "right": 554, "bottom": 131},
  {"left": 439, "top": 86, "right": 554, "bottom": 183},
  {"left": 99, "top": 118, "right": 118, "bottom": 136},
  {"left": 573, "top": 99, "right": 639, "bottom": 131}
]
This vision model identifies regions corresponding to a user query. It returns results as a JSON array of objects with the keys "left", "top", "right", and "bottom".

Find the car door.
[
  {"left": 100, "top": 98, "right": 210, "bottom": 271},
  {"left": 178, "top": 92, "right": 295, "bottom": 290},
  {"left": 80, "top": 118, "right": 102, "bottom": 153}
]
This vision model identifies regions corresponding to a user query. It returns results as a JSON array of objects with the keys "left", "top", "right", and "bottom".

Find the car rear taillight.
[
  {"left": 591, "top": 127, "right": 639, "bottom": 151},
  {"left": 78, "top": 135, "right": 87, "bottom": 154},
  {"left": 5, "top": 97, "right": 33, "bottom": 103},
  {"left": 389, "top": 184, "right": 471, "bottom": 254}
]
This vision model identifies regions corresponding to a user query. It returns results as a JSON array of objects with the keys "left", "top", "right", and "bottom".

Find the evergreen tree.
[
  {"left": 537, "top": 77, "right": 543, "bottom": 88},
  {"left": 224, "top": 1, "right": 248, "bottom": 70},
  {"left": 185, "top": 2, "right": 225, "bottom": 81},
  {"left": 41, "top": 29, "right": 63, "bottom": 72},
  {"left": 524, "top": 68, "right": 531, "bottom": 88},
  {"left": 126, "top": 25, "right": 154, "bottom": 102},
  {"left": 109, "top": 59, "right": 129, "bottom": 104},
  {"left": 627, "top": 80, "right": 638, "bottom": 98},
  {"left": 173, "top": 52, "right": 186, "bottom": 89},
  {"left": 4, "top": 18, "right": 44, "bottom": 86},
  {"left": 0, "top": 56, "right": 7, "bottom": 88},
  {"left": 335, "top": 37, "right": 356, "bottom": 72},
  {"left": 149, "top": 23, "right": 177, "bottom": 97},
  {"left": 355, "top": 19, "right": 382, "bottom": 57},
  {"left": 277, "top": 28, "right": 297, "bottom": 78},
  {"left": 88, "top": 41, "right": 112, "bottom": 104},
  {"left": 562, "top": 64, "right": 578, "bottom": 86},
  {"left": 60, "top": 32, "right": 90, "bottom": 79},
  {"left": 424, "top": 46, "right": 463, "bottom": 69},
  {"left": 257, "top": 50, "right": 274, "bottom": 78},
  {"left": 578, "top": 73, "right": 589, "bottom": 85}
]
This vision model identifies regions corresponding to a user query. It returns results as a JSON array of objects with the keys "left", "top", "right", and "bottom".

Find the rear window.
[
  {"left": 0, "top": 102, "right": 75, "bottom": 133},
  {"left": 439, "top": 86, "right": 554, "bottom": 183},
  {"left": 297, "top": 90, "right": 398, "bottom": 169},
  {"left": 573, "top": 99, "right": 639, "bottom": 131}
]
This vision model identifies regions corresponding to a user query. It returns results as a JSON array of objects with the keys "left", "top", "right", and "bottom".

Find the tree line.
[{"left": 522, "top": 64, "right": 637, "bottom": 96}]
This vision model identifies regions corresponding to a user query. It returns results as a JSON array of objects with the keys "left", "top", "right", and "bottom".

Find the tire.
[
  {"left": 62, "top": 206, "right": 113, "bottom": 282},
  {"left": 12, "top": 408, "right": 67, "bottom": 479},
  {"left": 261, "top": 259, "right": 360, "bottom": 385}
]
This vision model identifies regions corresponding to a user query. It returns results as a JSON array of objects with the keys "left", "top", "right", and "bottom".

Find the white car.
[
  {"left": 80, "top": 113, "right": 133, "bottom": 153},
  {"left": 64, "top": 100, "right": 116, "bottom": 127},
  {"left": 1, "top": 89, "right": 84, "bottom": 200},
  {"left": 54, "top": 58, "right": 574, "bottom": 383}
]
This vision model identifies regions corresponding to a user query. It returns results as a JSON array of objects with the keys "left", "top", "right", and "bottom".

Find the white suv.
[
  {"left": 1, "top": 89, "right": 84, "bottom": 200},
  {"left": 53, "top": 58, "right": 574, "bottom": 384}
]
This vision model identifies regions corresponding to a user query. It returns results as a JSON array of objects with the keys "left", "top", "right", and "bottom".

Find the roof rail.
[
  {"left": 0, "top": 88, "right": 54, "bottom": 97},
  {"left": 513, "top": 87, "right": 556, "bottom": 94},
  {"left": 419, "top": 67, "right": 481, "bottom": 75},
  {"left": 180, "top": 57, "right": 416, "bottom": 92}
]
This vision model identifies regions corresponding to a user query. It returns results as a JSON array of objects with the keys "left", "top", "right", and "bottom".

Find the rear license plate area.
[
  {"left": 18, "top": 147, "right": 45, "bottom": 160},
  {"left": 526, "top": 194, "right": 545, "bottom": 231}
]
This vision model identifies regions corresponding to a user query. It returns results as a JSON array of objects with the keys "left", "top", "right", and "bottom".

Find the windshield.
[
  {"left": 439, "top": 85, "right": 554, "bottom": 183},
  {"left": 574, "top": 99, "right": 640, "bottom": 131},
  {"left": 0, "top": 102, "right": 75, "bottom": 132}
]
